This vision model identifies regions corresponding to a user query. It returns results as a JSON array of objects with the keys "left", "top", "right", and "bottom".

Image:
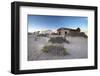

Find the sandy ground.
[{"left": 28, "top": 35, "right": 88, "bottom": 61}]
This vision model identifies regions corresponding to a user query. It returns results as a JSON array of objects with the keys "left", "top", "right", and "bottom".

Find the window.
[
  {"left": 65, "top": 31, "right": 67, "bottom": 35},
  {"left": 59, "top": 32, "right": 61, "bottom": 35}
]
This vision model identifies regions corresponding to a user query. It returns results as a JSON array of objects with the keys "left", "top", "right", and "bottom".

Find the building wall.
[{"left": 57, "top": 30, "right": 70, "bottom": 36}]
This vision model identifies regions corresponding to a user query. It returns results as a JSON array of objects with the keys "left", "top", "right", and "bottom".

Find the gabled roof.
[{"left": 57, "top": 27, "right": 76, "bottom": 31}]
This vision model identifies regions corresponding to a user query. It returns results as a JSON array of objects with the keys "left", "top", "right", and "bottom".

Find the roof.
[{"left": 57, "top": 27, "right": 76, "bottom": 31}]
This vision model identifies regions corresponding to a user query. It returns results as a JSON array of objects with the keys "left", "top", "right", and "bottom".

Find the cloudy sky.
[{"left": 28, "top": 15, "right": 88, "bottom": 35}]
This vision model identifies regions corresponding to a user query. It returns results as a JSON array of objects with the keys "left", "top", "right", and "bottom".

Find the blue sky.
[{"left": 28, "top": 15, "right": 88, "bottom": 34}]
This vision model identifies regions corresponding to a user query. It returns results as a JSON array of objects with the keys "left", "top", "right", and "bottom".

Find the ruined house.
[{"left": 57, "top": 27, "right": 80, "bottom": 36}]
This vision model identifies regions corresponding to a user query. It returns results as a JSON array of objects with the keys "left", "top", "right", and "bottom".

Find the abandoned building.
[
  {"left": 57, "top": 27, "right": 80, "bottom": 36},
  {"left": 57, "top": 27, "right": 87, "bottom": 38},
  {"left": 32, "top": 27, "right": 87, "bottom": 38}
]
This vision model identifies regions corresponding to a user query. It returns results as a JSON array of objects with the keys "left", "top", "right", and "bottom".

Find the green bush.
[
  {"left": 42, "top": 45, "right": 50, "bottom": 53},
  {"left": 37, "top": 34, "right": 48, "bottom": 37},
  {"left": 49, "top": 37, "right": 69, "bottom": 43},
  {"left": 42, "top": 45, "right": 69, "bottom": 56}
]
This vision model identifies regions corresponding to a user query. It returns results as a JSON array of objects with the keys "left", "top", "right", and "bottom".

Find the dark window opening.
[
  {"left": 65, "top": 32, "right": 67, "bottom": 35},
  {"left": 59, "top": 32, "right": 61, "bottom": 35}
]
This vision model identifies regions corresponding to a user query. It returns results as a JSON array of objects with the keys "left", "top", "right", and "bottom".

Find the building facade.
[{"left": 57, "top": 27, "right": 81, "bottom": 37}]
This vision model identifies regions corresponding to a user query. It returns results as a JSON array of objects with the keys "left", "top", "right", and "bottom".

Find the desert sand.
[{"left": 28, "top": 35, "right": 88, "bottom": 61}]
